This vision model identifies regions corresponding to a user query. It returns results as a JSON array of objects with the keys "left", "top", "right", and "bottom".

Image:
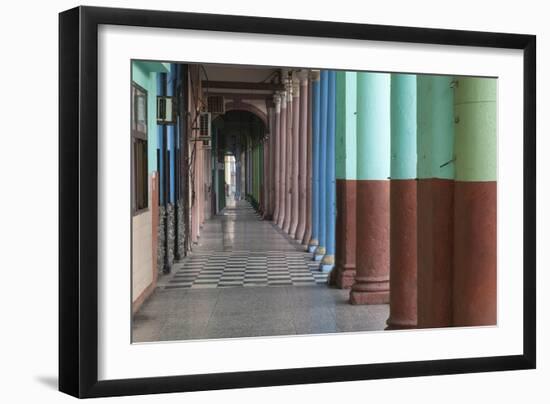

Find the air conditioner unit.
[
  {"left": 199, "top": 112, "right": 211, "bottom": 137},
  {"left": 192, "top": 112, "right": 212, "bottom": 144},
  {"left": 207, "top": 95, "right": 225, "bottom": 114}
]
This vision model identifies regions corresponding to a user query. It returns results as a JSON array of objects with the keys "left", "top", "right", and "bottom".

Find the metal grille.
[{"left": 207, "top": 95, "right": 225, "bottom": 114}]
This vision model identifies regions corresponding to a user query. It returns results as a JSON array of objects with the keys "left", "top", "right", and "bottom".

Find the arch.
[{"left": 224, "top": 101, "right": 268, "bottom": 128}]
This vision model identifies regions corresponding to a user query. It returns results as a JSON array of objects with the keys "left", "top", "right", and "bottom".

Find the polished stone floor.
[{"left": 132, "top": 199, "right": 389, "bottom": 342}]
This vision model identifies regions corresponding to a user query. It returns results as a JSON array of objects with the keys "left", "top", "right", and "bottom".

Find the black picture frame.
[{"left": 59, "top": 5, "right": 536, "bottom": 398}]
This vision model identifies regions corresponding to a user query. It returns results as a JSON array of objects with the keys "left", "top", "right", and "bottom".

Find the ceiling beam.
[
  {"left": 205, "top": 92, "right": 273, "bottom": 99},
  {"left": 202, "top": 80, "right": 284, "bottom": 91}
]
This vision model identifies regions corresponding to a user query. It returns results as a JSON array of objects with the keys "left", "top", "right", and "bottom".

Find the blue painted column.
[
  {"left": 315, "top": 70, "right": 328, "bottom": 261},
  {"left": 157, "top": 73, "right": 165, "bottom": 206},
  {"left": 167, "top": 64, "right": 177, "bottom": 204},
  {"left": 308, "top": 72, "right": 321, "bottom": 253},
  {"left": 156, "top": 72, "right": 167, "bottom": 273},
  {"left": 321, "top": 70, "right": 336, "bottom": 271}
]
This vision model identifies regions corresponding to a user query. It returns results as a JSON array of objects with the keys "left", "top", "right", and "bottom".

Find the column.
[
  {"left": 416, "top": 75, "right": 455, "bottom": 327},
  {"left": 264, "top": 111, "right": 269, "bottom": 212},
  {"left": 387, "top": 74, "right": 417, "bottom": 329},
  {"left": 314, "top": 70, "right": 329, "bottom": 261},
  {"left": 166, "top": 66, "right": 177, "bottom": 267},
  {"left": 349, "top": 72, "right": 391, "bottom": 305},
  {"left": 321, "top": 70, "right": 336, "bottom": 272},
  {"left": 273, "top": 94, "right": 281, "bottom": 223},
  {"left": 283, "top": 78, "right": 293, "bottom": 234},
  {"left": 453, "top": 77, "right": 497, "bottom": 326},
  {"left": 308, "top": 71, "right": 321, "bottom": 253},
  {"left": 235, "top": 142, "right": 241, "bottom": 200},
  {"left": 331, "top": 71, "right": 357, "bottom": 288},
  {"left": 156, "top": 72, "right": 167, "bottom": 272},
  {"left": 290, "top": 77, "right": 301, "bottom": 238},
  {"left": 265, "top": 103, "right": 274, "bottom": 218},
  {"left": 303, "top": 72, "right": 314, "bottom": 247},
  {"left": 261, "top": 141, "right": 265, "bottom": 207},
  {"left": 277, "top": 91, "right": 287, "bottom": 228},
  {"left": 296, "top": 70, "right": 309, "bottom": 242}
]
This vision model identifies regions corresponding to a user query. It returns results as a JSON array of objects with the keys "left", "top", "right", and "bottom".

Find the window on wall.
[{"left": 131, "top": 83, "right": 148, "bottom": 213}]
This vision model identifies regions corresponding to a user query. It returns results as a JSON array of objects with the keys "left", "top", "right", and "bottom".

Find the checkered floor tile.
[{"left": 164, "top": 251, "right": 328, "bottom": 289}]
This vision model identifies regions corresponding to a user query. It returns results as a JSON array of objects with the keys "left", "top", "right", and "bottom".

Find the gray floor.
[{"left": 133, "top": 199, "right": 389, "bottom": 342}]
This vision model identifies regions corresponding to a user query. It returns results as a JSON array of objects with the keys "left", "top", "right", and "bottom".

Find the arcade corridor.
[
  {"left": 131, "top": 61, "right": 497, "bottom": 342},
  {"left": 133, "top": 199, "right": 388, "bottom": 341},
  {"left": 161, "top": 199, "right": 328, "bottom": 289}
]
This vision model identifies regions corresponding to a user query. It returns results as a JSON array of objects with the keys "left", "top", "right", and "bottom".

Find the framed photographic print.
[{"left": 59, "top": 5, "right": 536, "bottom": 398}]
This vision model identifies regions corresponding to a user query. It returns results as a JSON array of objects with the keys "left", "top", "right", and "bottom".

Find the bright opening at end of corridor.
[{"left": 131, "top": 61, "right": 497, "bottom": 343}]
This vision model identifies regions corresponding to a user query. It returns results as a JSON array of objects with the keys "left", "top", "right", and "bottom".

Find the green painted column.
[
  {"left": 453, "top": 77, "right": 497, "bottom": 326},
  {"left": 331, "top": 71, "right": 357, "bottom": 289},
  {"left": 387, "top": 73, "right": 417, "bottom": 329},
  {"left": 349, "top": 72, "right": 391, "bottom": 305},
  {"left": 260, "top": 142, "right": 264, "bottom": 210},
  {"left": 256, "top": 143, "right": 260, "bottom": 204},
  {"left": 416, "top": 75, "right": 455, "bottom": 328}
]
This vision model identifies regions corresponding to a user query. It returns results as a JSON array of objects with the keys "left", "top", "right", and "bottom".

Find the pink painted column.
[
  {"left": 199, "top": 144, "right": 204, "bottom": 229},
  {"left": 290, "top": 77, "right": 300, "bottom": 238},
  {"left": 269, "top": 103, "right": 276, "bottom": 217},
  {"left": 303, "top": 72, "right": 313, "bottom": 247},
  {"left": 296, "top": 70, "right": 309, "bottom": 241},
  {"left": 283, "top": 79, "right": 293, "bottom": 233},
  {"left": 277, "top": 91, "right": 287, "bottom": 228},
  {"left": 273, "top": 94, "right": 281, "bottom": 223},
  {"left": 198, "top": 144, "right": 204, "bottom": 234},
  {"left": 191, "top": 138, "right": 199, "bottom": 243},
  {"left": 260, "top": 107, "right": 271, "bottom": 219},
  {"left": 264, "top": 104, "right": 274, "bottom": 219}
]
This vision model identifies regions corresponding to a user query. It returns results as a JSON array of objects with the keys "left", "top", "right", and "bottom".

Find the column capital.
[
  {"left": 292, "top": 78, "right": 301, "bottom": 97},
  {"left": 310, "top": 69, "right": 321, "bottom": 81},
  {"left": 296, "top": 69, "right": 309, "bottom": 84},
  {"left": 280, "top": 90, "right": 287, "bottom": 105},
  {"left": 286, "top": 79, "right": 294, "bottom": 101},
  {"left": 273, "top": 93, "right": 282, "bottom": 113}
]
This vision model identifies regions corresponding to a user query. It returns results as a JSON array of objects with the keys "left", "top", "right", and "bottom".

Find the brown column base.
[
  {"left": 387, "top": 179, "right": 417, "bottom": 329},
  {"left": 329, "top": 265, "right": 356, "bottom": 289},
  {"left": 385, "top": 322, "right": 416, "bottom": 330},
  {"left": 453, "top": 181, "right": 496, "bottom": 326},
  {"left": 333, "top": 179, "right": 357, "bottom": 289},
  {"left": 350, "top": 274, "right": 390, "bottom": 305},
  {"left": 350, "top": 180, "right": 390, "bottom": 305},
  {"left": 350, "top": 285, "right": 389, "bottom": 305},
  {"left": 417, "top": 178, "right": 454, "bottom": 328}
]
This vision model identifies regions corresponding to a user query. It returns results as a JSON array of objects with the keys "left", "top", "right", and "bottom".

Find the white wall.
[
  {"left": 132, "top": 210, "right": 153, "bottom": 303},
  {"left": 0, "top": 0, "right": 547, "bottom": 403}
]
